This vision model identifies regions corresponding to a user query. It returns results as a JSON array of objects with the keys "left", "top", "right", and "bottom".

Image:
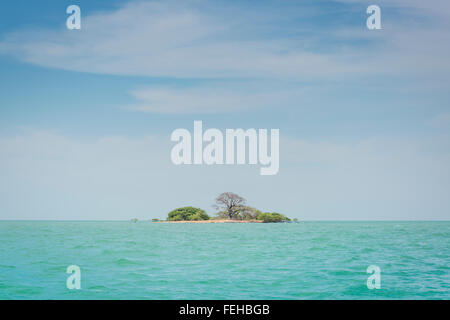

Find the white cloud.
[
  {"left": 1, "top": 0, "right": 449, "bottom": 80},
  {"left": 1, "top": 0, "right": 449, "bottom": 115},
  {"left": 0, "top": 0, "right": 341, "bottom": 78},
  {"left": 124, "top": 85, "right": 307, "bottom": 114}
]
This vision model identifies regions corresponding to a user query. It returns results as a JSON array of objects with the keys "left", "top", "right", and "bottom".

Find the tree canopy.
[
  {"left": 214, "top": 192, "right": 246, "bottom": 219},
  {"left": 167, "top": 207, "right": 210, "bottom": 221}
]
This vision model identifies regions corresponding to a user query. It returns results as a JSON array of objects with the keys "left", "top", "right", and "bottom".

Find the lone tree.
[{"left": 214, "top": 192, "right": 246, "bottom": 220}]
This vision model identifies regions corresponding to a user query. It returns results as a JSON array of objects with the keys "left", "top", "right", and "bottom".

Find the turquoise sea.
[{"left": 0, "top": 221, "right": 449, "bottom": 300}]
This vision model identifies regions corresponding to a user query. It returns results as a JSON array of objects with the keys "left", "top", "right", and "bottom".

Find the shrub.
[
  {"left": 237, "top": 206, "right": 263, "bottom": 220},
  {"left": 215, "top": 206, "right": 262, "bottom": 220},
  {"left": 257, "top": 212, "right": 291, "bottom": 223}
]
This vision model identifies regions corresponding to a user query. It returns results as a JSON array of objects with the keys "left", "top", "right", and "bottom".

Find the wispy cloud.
[
  {"left": 124, "top": 84, "right": 307, "bottom": 114},
  {"left": 1, "top": 0, "right": 449, "bottom": 115},
  {"left": 1, "top": 0, "right": 449, "bottom": 80}
]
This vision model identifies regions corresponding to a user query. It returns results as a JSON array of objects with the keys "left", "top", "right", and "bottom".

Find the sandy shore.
[{"left": 155, "top": 219, "right": 264, "bottom": 223}]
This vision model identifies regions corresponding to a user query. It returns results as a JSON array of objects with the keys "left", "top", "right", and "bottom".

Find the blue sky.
[{"left": 0, "top": 0, "right": 450, "bottom": 220}]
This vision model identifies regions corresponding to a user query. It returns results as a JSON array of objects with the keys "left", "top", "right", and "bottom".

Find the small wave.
[{"left": 115, "top": 258, "right": 140, "bottom": 266}]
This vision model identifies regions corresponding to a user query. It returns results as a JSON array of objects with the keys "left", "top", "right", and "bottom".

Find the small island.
[{"left": 154, "top": 192, "right": 294, "bottom": 223}]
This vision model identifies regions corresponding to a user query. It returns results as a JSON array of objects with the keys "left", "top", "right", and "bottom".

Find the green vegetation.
[
  {"left": 256, "top": 212, "right": 291, "bottom": 223},
  {"left": 164, "top": 193, "right": 295, "bottom": 223},
  {"left": 214, "top": 192, "right": 292, "bottom": 223},
  {"left": 215, "top": 206, "right": 263, "bottom": 220},
  {"left": 167, "top": 206, "right": 210, "bottom": 221}
]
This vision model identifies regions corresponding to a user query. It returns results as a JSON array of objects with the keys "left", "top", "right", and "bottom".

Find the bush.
[
  {"left": 257, "top": 212, "right": 291, "bottom": 223},
  {"left": 215, "top": 206, "right": 262, "bottom": 220},
  {"left": 167, "top": 207, "right": 210, "bottom": 221},
  {"left": 237, "top": 206, "right": 263, "bottom": 220}
]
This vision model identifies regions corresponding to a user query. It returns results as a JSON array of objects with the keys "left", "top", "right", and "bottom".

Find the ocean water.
[{"left": 0, "top": 221, "right": 448, "bottom": 300}]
